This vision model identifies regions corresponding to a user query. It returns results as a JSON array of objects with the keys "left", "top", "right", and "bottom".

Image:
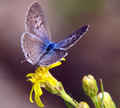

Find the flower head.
[{"left": 26, "top": 60, "right": 64, "bottom": 107}]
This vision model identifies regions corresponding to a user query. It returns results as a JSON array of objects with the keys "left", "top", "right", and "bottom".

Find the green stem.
[
  {"left": 46, "top": 80, "right": 79, "bottom": 107},
  {"left": 100, "top": 79, "right": 104, "bottom": 108},
  {"left": 91, "top": 96, "right": 100, "bottom": 108},
  {"left": 57, "top": 82, "right": 78, "bottom": 107},
  {"left": 59, "top": 89, "right": 78, "bottom": 107}
]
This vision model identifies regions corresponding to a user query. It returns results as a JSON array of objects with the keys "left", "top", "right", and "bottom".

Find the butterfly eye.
[{"left": 27, "top": 53, "right": 30, "bottom": 58}]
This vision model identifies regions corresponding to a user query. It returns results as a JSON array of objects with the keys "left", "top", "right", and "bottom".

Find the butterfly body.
[
  {"left": 46, "top": 43, "right": 55, "bottom": 52},
  {"left": 21, "top": 2, "right": 89, "bottom": 66}
]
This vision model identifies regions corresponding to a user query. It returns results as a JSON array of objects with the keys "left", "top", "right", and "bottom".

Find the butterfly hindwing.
[
  {"left": 38, "top": 49, "right": 67, "bottom": 66},
  {"left": 21, "top": 32, "right": 47, "bottom": 65}
]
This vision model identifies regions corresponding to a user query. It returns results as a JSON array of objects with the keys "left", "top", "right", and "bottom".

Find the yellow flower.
[{"left": 26, "top": 60, "right": 64, "bottom": 107}]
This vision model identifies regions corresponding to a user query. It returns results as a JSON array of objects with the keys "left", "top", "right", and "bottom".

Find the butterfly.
[{"left": 21, "top": 1, "right": 89, "bottom": 66}]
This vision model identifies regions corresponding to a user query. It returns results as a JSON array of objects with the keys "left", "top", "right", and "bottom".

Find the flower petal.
[
  {"left": 61, "top": 58, "right": 66, "bottom": 61},
  {"left": 35, "top": 94, "right": 44, "bottom": 107},
  {"left": 46, "top": 62, "right": 62, "bottom": 70},
  {"left": 34, "top": 82, "right": 43, "bottom": 96},
  {"left": 30, "top": 86, "right": 34, "bottom": 103},
  {"left": 26, "top": 73, "right": 35, "bottom": 77}
]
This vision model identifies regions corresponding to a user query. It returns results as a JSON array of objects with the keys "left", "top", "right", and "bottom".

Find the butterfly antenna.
[{"left": 21, "top": 59, "right": 27, "bottom": 63}]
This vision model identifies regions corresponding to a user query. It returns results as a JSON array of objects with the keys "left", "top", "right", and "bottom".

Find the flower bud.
[
  {"left": 82, "top": 74, "right": 98, "bottom": 97},
  {"left": 76, "top": 101, "right": 90, "bottom": 108},
  {"left": 98, "top": 92, "right": 116, "bottom": 108}
]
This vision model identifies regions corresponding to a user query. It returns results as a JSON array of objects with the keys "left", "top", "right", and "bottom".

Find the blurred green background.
[{"left": 0, "top": 0, "right": 120, "bottom": 108}]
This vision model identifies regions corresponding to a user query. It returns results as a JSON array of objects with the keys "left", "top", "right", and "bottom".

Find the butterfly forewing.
[
  {"left": 57, "top": 25, "right": 89, "bottom": 50},
  {"left": 21, "top": 32, "right": 47, "bottom": 65},
  {"left": 25, "top": 2, "right": 51, "bottom": 42}
]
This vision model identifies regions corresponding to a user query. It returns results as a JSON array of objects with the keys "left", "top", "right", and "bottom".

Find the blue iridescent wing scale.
[{"left": 56, "top": 25, "right": 89, "bottom": 50}]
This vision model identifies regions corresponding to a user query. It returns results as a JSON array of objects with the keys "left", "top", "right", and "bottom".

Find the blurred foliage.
[{"left": 52, "top": 0, "right": 103, "bottom": 23}]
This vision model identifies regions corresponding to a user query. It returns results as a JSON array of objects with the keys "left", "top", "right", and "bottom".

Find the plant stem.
[
  {"left": 100, "top": 79, "right": 104, "bottom": 108},
  {"left": 91, "top": 96, "right": 100, "bottom": 108},
  {"left": 60, "top": 91, "right": 78, "bottom": 107}
]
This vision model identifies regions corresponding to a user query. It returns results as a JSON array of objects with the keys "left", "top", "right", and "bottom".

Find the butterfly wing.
[
  {"left": 21, "top": 32, "right": 47, "bottom": 65},
  {"left": 21, "top": 2, "right": 89, "bottom": 66},
  {"left": 21, "top": 2, "right": 52, "bottom": 65},
  {"left": 37, "top": 25, "right": 89, "bottom": 66},
  {"left": 56, "top": 25, "right": 89, "bottom": 50},
  {"left": 38, "top": 49, "right": 67, "bottom": 66},
  {"left": 25, "top": 2, "right": 51, "bottom": 42}
]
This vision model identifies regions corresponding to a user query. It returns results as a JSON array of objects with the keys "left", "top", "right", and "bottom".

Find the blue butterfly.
[{"left": 21, "top": 2, "right": 89, "bottom": 66}]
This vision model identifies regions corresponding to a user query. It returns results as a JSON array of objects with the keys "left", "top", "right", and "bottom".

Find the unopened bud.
[
  {"left": 82, "top": 74, "right": 98, "bottom": 97},
  {"left": 98, "top": 92, "right": 116, "bottom": 108},
  {"left": 76, "top": 101, "right": 90, "bottom": 108}
]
